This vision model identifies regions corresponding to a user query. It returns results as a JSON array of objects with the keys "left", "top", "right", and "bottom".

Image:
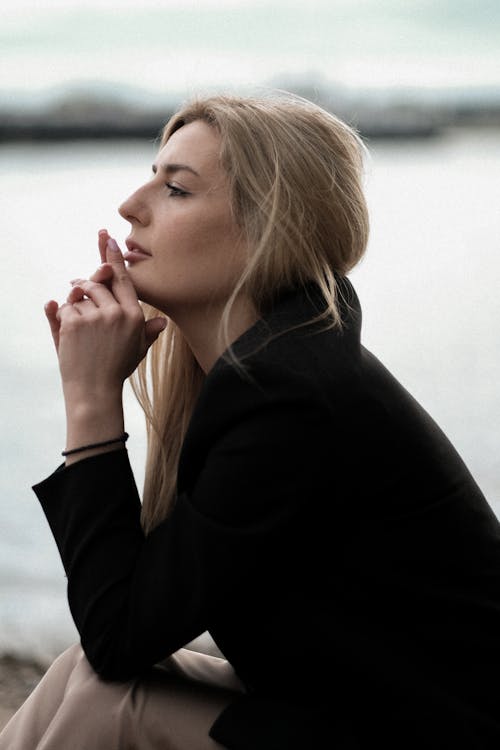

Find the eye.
[{"left": 166, "top": 183, "right": 189, "bottom": 198}]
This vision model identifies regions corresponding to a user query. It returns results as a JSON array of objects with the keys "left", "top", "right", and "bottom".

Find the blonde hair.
[{"left": 133, "top": 93, "right": 369, "bottom": 533}]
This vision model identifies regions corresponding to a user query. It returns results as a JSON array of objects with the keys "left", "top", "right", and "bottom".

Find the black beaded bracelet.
[{"left": 61, "top": 432, "right": 129, "bottom": 457}]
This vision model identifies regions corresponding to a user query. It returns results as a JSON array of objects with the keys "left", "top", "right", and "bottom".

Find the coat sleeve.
[{"left": 33, "top": 360, "right": 332, "bottom": 681}]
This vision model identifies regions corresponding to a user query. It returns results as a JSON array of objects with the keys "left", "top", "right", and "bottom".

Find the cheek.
[
  {"left": 146, "top": 202, "right": 248, "bottom": 307},
  {"left": 161, "top": 207, "right": 243, "bottom": 264},
  {"left": 156, "top": 216, "right": 198, "bottom": 255}
]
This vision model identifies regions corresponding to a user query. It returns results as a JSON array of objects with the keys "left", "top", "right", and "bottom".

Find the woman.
[{"left": 2, "top": 94, "right": 500, "bottom": 749}]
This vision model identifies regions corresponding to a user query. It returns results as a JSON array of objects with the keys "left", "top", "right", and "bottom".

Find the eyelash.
[{"left": 166, "top": 183, "right": 189, "bottom": 198}]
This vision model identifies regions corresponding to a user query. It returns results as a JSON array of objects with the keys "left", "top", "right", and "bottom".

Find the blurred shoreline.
[
  {"left": 0, "top": 655, "right": 45, "bottom": 732},
  {"left": 1, "top": 81, "right": 500, "bottom": 142}
]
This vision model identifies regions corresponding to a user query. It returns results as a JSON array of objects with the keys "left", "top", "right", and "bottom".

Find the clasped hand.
[{"left": 44, "top": 230, "right": 166, "bottom": 406}]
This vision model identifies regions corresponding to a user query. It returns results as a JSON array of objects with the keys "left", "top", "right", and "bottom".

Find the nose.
[{"left": 118, "top": 184, "right": 150, "bottom": 225}]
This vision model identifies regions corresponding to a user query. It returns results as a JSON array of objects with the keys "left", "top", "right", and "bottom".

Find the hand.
[
  {"left": 44, "top": 234, "right": 166, "bottom": 405},
  {"left": 44, "top": 229, "right": 115, "bottom": 353}
]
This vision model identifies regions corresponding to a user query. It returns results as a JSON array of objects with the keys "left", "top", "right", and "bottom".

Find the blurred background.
[{"left": 1, "top": 0, "right": 499, "bottom": 668}]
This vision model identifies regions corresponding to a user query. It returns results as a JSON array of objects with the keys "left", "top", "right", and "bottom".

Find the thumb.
[{"left": 144, "top": 316, "right": 167, "bottom": 347}]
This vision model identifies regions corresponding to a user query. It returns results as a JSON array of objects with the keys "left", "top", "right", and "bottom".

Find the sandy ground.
[{"left": 0, "top": 656, "right": 45, "bottom": 732}]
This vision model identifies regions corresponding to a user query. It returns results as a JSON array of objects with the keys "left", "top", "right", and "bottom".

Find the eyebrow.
[{"left": 152, "top": 162, "right": 200, "bottom": 177}]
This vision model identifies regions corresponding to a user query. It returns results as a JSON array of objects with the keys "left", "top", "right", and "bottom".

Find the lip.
[{"left": 124, "top": 238, "right": 151, "bottom": 263}]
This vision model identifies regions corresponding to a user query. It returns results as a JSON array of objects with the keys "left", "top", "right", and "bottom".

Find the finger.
[
  {"left": 106, "top": 237, "right": 140, "bottom": 307},
  {"left": 144, "top": 316, "right": 167, "bottom": 347},
  {"left": 89, "top": 263, "right": 113, "bottom": 285},
  {"left": 56, "top": 302, "right": 79, "bottom": 321},
  {"left": 69, "top": 278, "right": 115, "bottom": 308},
  {"left": 67, "top": 285, "right": 86, "bottom": 304},
  {"left": 98, "top": 229, "right": 109, "bottom": 264},
  {"left": 44, "top": 300, "right": 61, "bottom": 351},
  {"left": 72, "top": 299, "right": 98, "bottom": 315},
  {"left": 68, "top": 265, "right": 113, "bottom": 297}
]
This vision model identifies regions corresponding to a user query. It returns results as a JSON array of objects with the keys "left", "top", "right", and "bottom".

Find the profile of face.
[{"left": 118, "top": 120, "right": 249, "bottom": 321}]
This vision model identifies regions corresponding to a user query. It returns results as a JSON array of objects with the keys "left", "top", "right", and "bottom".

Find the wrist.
[
  {"left": 62, "top": 381, "right": 123, "bottom": 409},
  {"left": 64, "top": 396, "right": 125, "bottom": 464},
  {"left": 63, "top": 432, "right": 129, "bottom": 466},
  {"left": 63, "top": 441, "right": 127, "bottom": 467}
]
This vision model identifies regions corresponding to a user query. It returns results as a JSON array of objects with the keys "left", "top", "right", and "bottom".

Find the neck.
[{"left": 173, "top": 296, "right": 259, "bottom": 373}]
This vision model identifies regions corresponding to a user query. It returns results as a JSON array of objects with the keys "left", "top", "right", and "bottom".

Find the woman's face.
[{"left": 119, "top": 120, "right": 248, "bottom": 319}]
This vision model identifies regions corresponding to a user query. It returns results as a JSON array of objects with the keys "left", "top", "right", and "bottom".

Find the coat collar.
[{"left": 213, "top": 275, "right": 362, "bottom": 372}]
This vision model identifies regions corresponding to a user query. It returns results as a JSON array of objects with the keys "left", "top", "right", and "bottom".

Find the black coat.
[{"left": 34, "top": 278, "right": 500, "bottom": 749}]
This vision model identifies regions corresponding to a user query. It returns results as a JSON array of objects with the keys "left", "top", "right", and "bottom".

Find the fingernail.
[
  {"left": 70, "top": 278, "right": 83, "bottom": 285},
  {"left": 107, "top": 238, "right": 120, "bottom": 253},
  {"left": 98, "top": 229, "right": 108, "bottom": 235}
]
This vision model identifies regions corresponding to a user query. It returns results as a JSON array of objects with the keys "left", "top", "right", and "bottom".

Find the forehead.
[{"left": 158, "top": 120, "right": 222, "bottom": 177}]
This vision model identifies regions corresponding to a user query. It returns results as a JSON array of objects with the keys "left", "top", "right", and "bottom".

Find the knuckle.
[
  {"left": 105, "top": 306, "right": 122, "bottom": 324},
  {"left": 129, "top": 308, "right": 144, "bottom": 325},
  {"left": 56, "top": 302, "right": 71, "bottom": 319},
  {"left": 61, "top": 317, "right": 78, "bottom": 333}
]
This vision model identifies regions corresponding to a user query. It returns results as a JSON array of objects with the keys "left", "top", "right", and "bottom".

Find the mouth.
[{"left": 124, "top": 238, "right": 152, "bottom": 263}]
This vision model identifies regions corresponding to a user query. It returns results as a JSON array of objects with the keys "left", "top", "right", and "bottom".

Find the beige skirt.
[{"left": 0, "top": 644, "right": 245, "bottom": 750}]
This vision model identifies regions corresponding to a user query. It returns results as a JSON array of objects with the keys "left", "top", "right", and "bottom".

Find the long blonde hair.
[{"left": 132, "top": 93, "right": 369, "bottom": 533}]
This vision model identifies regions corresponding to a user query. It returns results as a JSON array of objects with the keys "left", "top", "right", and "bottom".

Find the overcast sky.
[{"left": 2, "top": 0, "right": 499, "bottom": 99}]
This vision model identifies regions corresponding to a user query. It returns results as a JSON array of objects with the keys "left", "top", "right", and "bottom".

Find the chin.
[
  {"left": 136, "top": 288, "right": 159, "bottom": 309},
  {"left": 135, "top": 284, "right": 171, "bottom": 315},
  {"left": 126, "top": 266, "right": 153, "bottom": 305}
]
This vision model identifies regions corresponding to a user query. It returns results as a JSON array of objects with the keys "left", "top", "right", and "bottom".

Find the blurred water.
[{"left": 1, "top": 127, "right": 499, "bottom": 664}]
